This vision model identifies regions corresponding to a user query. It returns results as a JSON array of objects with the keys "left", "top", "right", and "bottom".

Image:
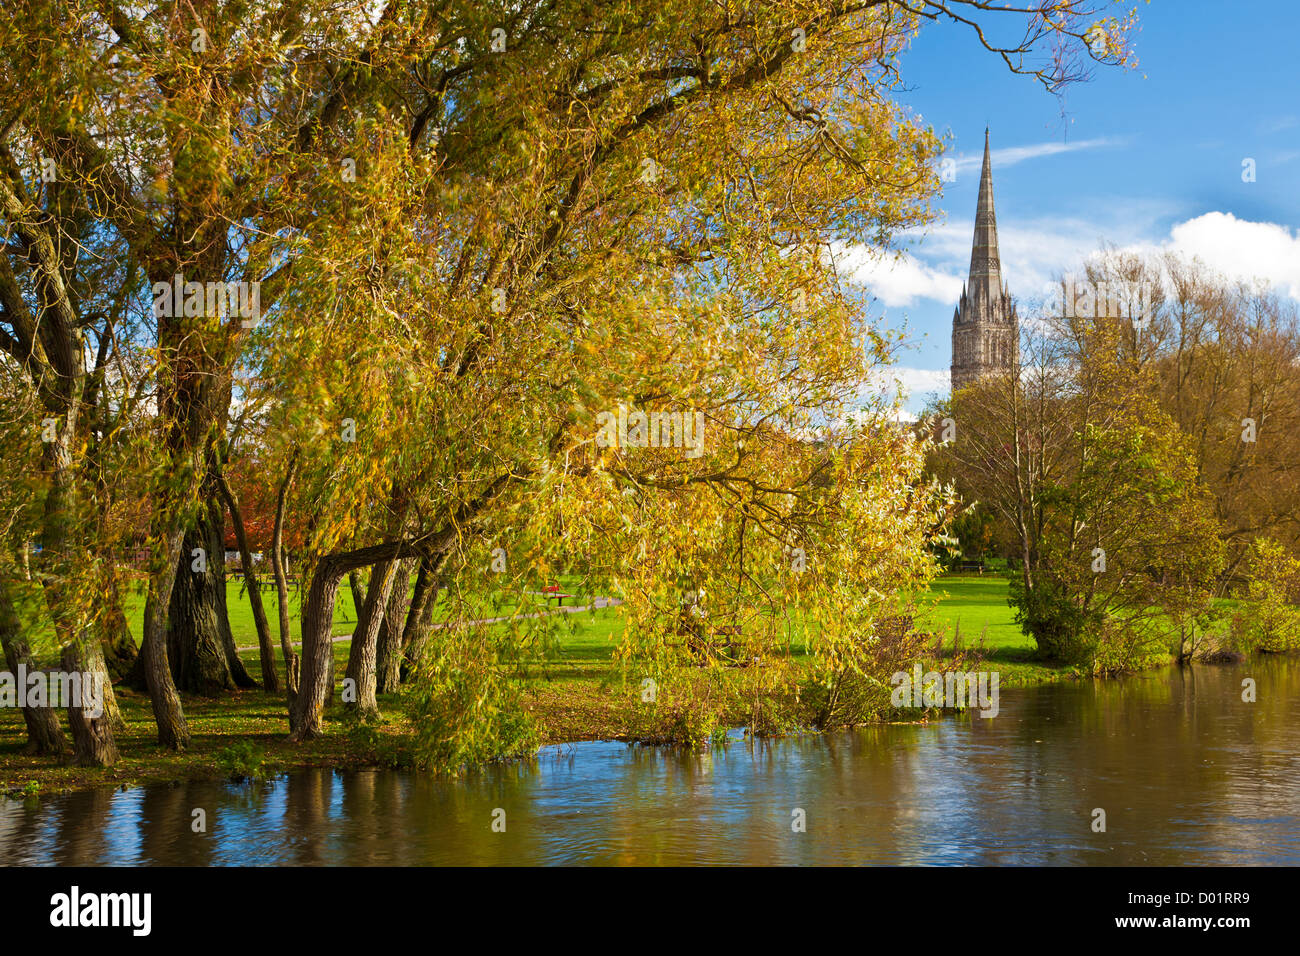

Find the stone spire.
[
  {"left": 950, "top": 129, "right": 1018, "bottom": 393},
  {"left": 967, "top": 128, "right": 1002, "bottom": 309}
]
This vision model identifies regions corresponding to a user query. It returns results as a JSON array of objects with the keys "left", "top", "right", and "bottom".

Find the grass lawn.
[
  {"left": 104, "top": 571, "right": 1031, "bottom": 663},
  {"left": 922, "top": 574, "right": 1026, "bottom": 650},
  {"left": 116, "top": 573, "right": 602, "bottom": 653}
]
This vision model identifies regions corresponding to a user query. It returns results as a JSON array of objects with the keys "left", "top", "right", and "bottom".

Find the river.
[{"left": 2, "top": 658, "right": 1298, "bottom": 865}]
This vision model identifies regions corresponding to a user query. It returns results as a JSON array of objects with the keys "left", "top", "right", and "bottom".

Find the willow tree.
[
  {"left": 0, "top": 0, "right": 1137, "bottom": 751},
  {"left": 222, "top": 0, "right": 1141, "bottom": 741},
  {"left": 0, "top": 82, "right": 141, "bottom": 763},
  {"left": 0, "top": 0, "right": 466, "bottom": 746}
]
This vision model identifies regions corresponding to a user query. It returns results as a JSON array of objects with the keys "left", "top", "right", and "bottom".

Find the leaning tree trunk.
[
  {"left": 401, "top": 555, "right": 442, "bottom": 680},
  {"left": 344, "top": 559, "right": 399, "bottom": 719},
  {"left": 218, "top": 473, "right": 278, "bottom": 693},
  {"left": 291, "top": 475, "right": 510, "bottom": 740},
  {"left": 292, "top": 544, "right": 414, "bottom": 740},
  {"left": 273, "top": 452, "right": 300, "bottom": 705},
  {"left": 0, "top": 577, "right": 66, "bottom": 755},
  {"left": 61, "top": 637, "right": 118, "bottom": 767},
  {"left": 375, "top": 559, "right": 411, "bottom": 694}
]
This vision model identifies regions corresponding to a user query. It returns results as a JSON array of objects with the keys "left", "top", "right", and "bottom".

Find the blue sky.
[{"left": 844, "top": 0, "right": 1300, "bottom": 411}]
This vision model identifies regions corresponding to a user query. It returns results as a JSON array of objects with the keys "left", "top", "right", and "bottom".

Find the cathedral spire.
[
  {"left": 950, "top": 129, "right": 1018, "bottom": 393},
  {"left": 967, "top": 127, "right": 1002, "bottom": 306}
]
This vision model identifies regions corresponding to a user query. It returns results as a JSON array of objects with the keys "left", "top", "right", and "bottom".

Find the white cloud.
[
  {"left": 839, "top": 205, "right": 1300, "bottom": 414},
  {"left": 884, "top": 207, "right": 1300, "bottom": 310},
  {"left": 1159, "top": 212, "right": 1300, "bottom": 300},
  {"left": 834, "top": 245, "right": 963, "bottom": 306},
  {"left": 906, "top": 204, "right": 1177, "bottom": 295},
  {"left": 841, "top": 218, "right": 1135, "bottom": 315}
]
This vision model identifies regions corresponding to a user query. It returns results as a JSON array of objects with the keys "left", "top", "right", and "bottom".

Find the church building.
[{"left": 951, "top": 130, "right": 1018, "bottom": 392}]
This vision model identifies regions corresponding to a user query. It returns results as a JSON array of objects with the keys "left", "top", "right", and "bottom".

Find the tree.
[
  {"left": 0, "top": 0, "right": 1139, "bottom": 753},
  {"left": 1242, "top": 538, "right": 1300, "bottom": 654},
  {"left": 941, "top": 288, "right": 1224, "bottom": 669},
  {"left": 264, "top": 3, "right": 1136, "bottom": 745},
  {"left": 1, "top": 0, "right": 451, "bottom": 744},
  {"left": 1140, "top": 254, "right": 1300, "bottom": 580}
]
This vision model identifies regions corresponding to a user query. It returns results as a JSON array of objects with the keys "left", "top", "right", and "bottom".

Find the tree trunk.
[
  {"left": 291, "top": 544, "right": 417, "bottom": 739},
  {"left": 167, "top": 493, "right": 252, "bottom": 694},
  {"left": 167, "top": 506, "right": 234, "bottom": 695},
  {"left": 273, "top": 453, "right": 300, "bottom": 706},
  {"left": 88, "top": 621, "right": 125, "bottom": 734},
  {"left": 214, "top": 512, "right": 257, "bottom": 690},
  {"left": 289, "top": 475, "right": 512, "bottom": 740},
  {"left": 341, "top": 569, "right": 365, "bottom": 697},
  {"left": 42, "top": 608, "right": 116, "bottom": 765},
  {"left": 99, "top": 565, "right": 139, "bottom": 680},
  {"left": 344, "top": 559, "right": 398, "bottom": 719},
  {"left": 376, "top": 559, "right": 411, "bottom": 694},
  {"left": 32, "top": 397, "right": 114, "bottom": 762},
  {"left": 60, "top": 638, "right": 118, "bottom": 767},
  {"left": 348, "top": 570, "right": 366, "bottom": 621},
  {"left": 402, "top": 557, "right": 436, "bottom": 652},
  {"left": 142, "top": 525, "right": 191, "bottom": 750},
  {"left": 0, "top": 577, "right": 66, "bottom": 755},
  {"left": 120, "top": 642, "right": 147, "bottom": 690},
  {"left": 401, "top": 555, "right": 442, "bottom": 679},
  {"left": 218, "top": 473, "right": 278, "bottom": 693},
  {"left": 290, "top": 558, "right": 347, "bottom": 740}
]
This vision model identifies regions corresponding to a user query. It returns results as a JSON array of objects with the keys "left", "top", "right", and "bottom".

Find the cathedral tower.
[{"left": 951, "top": 129, "right": 1018, "bottom": 392}]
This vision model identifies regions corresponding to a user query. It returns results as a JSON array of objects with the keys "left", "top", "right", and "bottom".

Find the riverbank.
[{"left": 1, "top": 575, "right": 1082, "bottom": 797}]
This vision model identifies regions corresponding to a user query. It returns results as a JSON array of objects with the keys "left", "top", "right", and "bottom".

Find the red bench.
[{"left": 542, "top": 584, "right": 573, "bottom": 606}]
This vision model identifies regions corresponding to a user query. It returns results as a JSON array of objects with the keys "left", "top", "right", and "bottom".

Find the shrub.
[
  {"left": 1088, "top": 617, "right": 1171, "bottom": 674},
  {"left": 214, "top": 741, "right": 273, "bottom": 784},
  {"left": 656, "top": 703, "right": 728, "bottom": 750},
  {"left": 1244, "top": 539, "right": 1300, "bottom": 653},
  {"left": 345, "top": 721, "right": 412, "bottom": 770},
  {"left": 1198, "top": 618, "right": 1246, "bottom": 664},
  {"left": 1008, "top": 575, "right": 1103, "bottom": 664},
  {"left": 405, "top": 629, "right": 539, "bottom": 774},
  {"left": 803, "top": 611, "right": 932, "bottom": 729},
  {"left": 627, "top": 671, "right": 736, "bottom": 749}
]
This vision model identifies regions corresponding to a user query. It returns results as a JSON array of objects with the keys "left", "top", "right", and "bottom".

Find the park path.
[{"left": 234, "top": 594, "right": 624, "bottom": 651}]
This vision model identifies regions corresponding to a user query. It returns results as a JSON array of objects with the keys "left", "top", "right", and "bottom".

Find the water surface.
[{"left": 2, "top": 660, "right": 1298, "bottom": 865}]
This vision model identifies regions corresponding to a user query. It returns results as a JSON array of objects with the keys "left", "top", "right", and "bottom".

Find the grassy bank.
[{"left": 1, "top": 574, "right": 1075, "bottom": 797}]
